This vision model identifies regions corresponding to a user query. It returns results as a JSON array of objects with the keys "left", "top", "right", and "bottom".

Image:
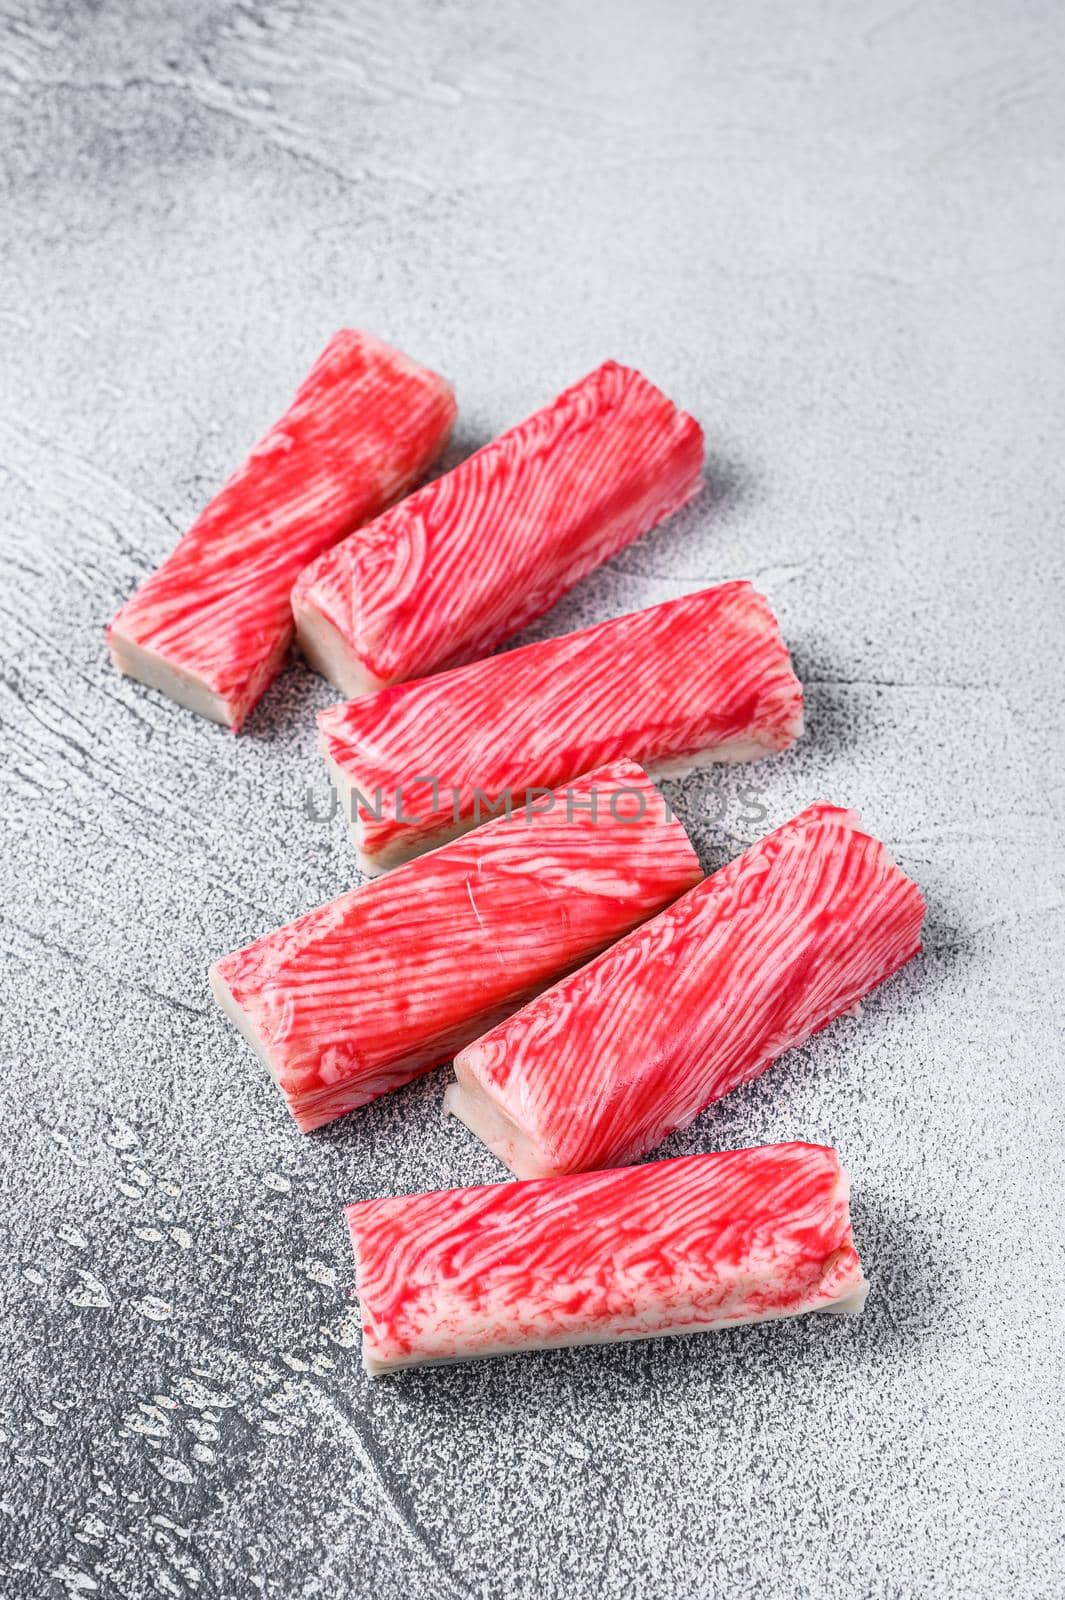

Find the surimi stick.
[
  {"left": 318, "top": 581, "right": 803, "bottom": 873},
  {"left": 108, "top": 330, "right": 455, "bottom": 730},
  {"left": 447, "top": 804, "right": 925, "bottom": 1178},
  {"left": 291, "top": 360, "right": 704, "bottom": 698},
  {"left": 344, "top": 1142, "right": 868, "bottom": 1374},
  {"left": 210, "top": 761, "right": 702, "bottom": 1132}
]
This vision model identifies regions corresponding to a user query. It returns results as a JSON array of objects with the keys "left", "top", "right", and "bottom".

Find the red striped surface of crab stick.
[
  {"left": 447, "top": 804, "right": 925, "bottom": 1178},
  {"left": 318, "top": 581, "right": 802, "bottom": 873},
  {"left": 108, "top": 330, "right": 455, "bottom": 730},
  {"left": 345, "top": 1142, "right": 868, "bottom": 1374},
  {"left": 210, "top": 761, "right": 702, "bottom": 1132},
  {"left": 291, "top": 360, "right": 704, "bottom": 698}
]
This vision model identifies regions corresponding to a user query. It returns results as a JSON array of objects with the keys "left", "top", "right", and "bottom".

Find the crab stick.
[
  {"left": 210, "top": 760, "right": 702, "bottom": 1131},
  {"left": 319, "top": 581, "right": 802, "bottom": 872},
  {"left": 291, "top": 360, "right": 704, "bottom": 698},
  {"left": 345, "top": 1142, "right": 868, "bottom": 1374},
  {"left": 448, "top": 804, "right": 925, "bottom": 1177},
  {"left": 108, "top": 330, "right": 455, "bottom": 729}
]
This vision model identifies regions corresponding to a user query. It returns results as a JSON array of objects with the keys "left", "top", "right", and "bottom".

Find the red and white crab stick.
[
  {"left": 291, "top": 360, "right": 704, "bottom": 699},
  {"left": 447, "top": 804, "right": 925, "bottom": 1178},
  {"left": 210, "top": 761, "right": 702, "bottom": 1132},
  {"left": 345, "top": 1142, "right": 868, "bottom": 1374},
  {"left": 318, "top": 580, "right": 803, "bottom": 874},
  {"left": 108, "top": 330, "right": 455, "bottom": 730}
]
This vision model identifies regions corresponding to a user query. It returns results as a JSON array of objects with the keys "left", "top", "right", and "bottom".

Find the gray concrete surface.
[{"left": 1, "top": 2, "right": 1063, "bottom": 1597}]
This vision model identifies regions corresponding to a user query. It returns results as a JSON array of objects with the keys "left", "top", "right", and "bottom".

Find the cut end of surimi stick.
[
  {"left": 108, "top": 626, "right": 247, "bottom": 730},
  {"left": 292, "top": 592, "right": 390, "bottom": 700},
  {"left": 442, "top": 1076, "right": 552, "bottom": 1181},
  {"left": 107, "top": 624, "right": 286, "bottom": 732},
  {"left": 208, "top": 961, "right": 274, "bottom": 1076}
]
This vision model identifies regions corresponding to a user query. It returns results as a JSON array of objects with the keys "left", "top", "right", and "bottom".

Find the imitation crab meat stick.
[
  {"left": 210, "top": 760, "right": 702, "bottom": 1132},
  {"left": 344, "top": 1142, "right": 868, "bottom": 1374},
  {"left": 108, "top": 330, "right": 455, "bottom": 730},
  {"left": 448, "top": 804, "right": 925, "bottom": 1178},
  {"left": 318, "top": 580, "right": 803, "bottom": 873},
  {"left": 291, "top": 360, "right": 704, "bottom": 698}
]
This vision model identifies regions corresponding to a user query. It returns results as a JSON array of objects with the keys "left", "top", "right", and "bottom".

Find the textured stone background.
[{"left": 1, "top": 2, "right": 1063, "bottom": 1597}]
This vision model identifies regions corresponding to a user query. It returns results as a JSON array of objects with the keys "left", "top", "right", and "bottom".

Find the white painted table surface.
[{"left": 1, "top": 3, "right": 1062, "bottom": 1597}]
